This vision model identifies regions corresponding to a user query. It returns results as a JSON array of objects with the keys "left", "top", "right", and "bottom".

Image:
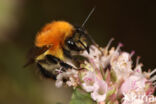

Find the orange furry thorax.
[{"left": 35, "top": 21, "right": 74, "bottom": 48}]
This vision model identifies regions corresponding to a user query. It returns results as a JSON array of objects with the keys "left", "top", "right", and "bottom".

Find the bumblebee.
[{"left": 25, "top": 8, "right": 96, "bottom": 80}]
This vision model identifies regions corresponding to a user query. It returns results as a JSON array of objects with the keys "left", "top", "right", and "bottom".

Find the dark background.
[{"left": 0, "top": 0, "right": 155, "bottom": 104}]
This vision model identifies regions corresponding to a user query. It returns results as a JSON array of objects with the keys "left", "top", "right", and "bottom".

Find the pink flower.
[
  {"left": 91, "top": 79, "right": 108, "bottom": 102},
  {"left": 81, "top": 45, "right": 102, "bottom": 69},
  {"left": 53, "top": 38, "right": 156, "bottom": 104},
  {"left": 120, "top": 73, "right": 147, "bottom": 94},
  {"left": 111, "top": 52, "right": 133, "bottom": 80},
  {"left": 81, "top": 71, "right": 98, "bottom": 92},
  {"left": 122, "top": 91, "right": 156, "bottom": 104},
  {"left": 122, "top": 97, "right": 144, "bottom": 104},
  {"left": 55, "top": 69, "right": 79, "bottom": 88}
]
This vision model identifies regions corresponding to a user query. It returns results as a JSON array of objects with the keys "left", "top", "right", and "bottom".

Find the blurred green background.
[{"left": 0, "top": 0, "right": 155, "bottom": 104}]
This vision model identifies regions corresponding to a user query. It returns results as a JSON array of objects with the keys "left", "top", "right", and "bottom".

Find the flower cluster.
[{"left": 55, "top": 39, "right": 156, "bottom": 104}]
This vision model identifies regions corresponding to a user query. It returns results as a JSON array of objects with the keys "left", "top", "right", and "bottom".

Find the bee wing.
[{"left": 24, "top": 46, "right": 49, "bottom": 67}]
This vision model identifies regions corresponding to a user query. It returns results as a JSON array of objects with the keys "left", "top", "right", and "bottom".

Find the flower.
[
  {"left": 81, "top": 45, "right": 102, "bottom": 69},
  {"left": 53, "top": 39, "right": 155, "bottom": 104},
  {"left": 111, "top": 52, "right": 133, "bottom": 80},
  {"left": 122, "top": 91, "right": 156, "bottom": 104},
  {"left": 55, "top": 69, "right": 79, "bottom": 87},
  {"left": 120, "top": 72, "right": 147, "bottom": 94},
  {"left": 91, "top": 79, "right": 108, "bottom": 102},
  {"left": 122, "top": 96, "right": 144, "bottom": 104},
  {"left": 55, "top": 73, "right": 64, "bottom": 88},
  {"left": 149, "top": 68, "right": 156, "bottom": 86},
  {"left": 81, "top": 71, "right": 98, "bottom": 92}
]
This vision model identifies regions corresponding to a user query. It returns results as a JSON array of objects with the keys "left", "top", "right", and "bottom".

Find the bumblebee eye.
[
  {"left": 66, "top": 38, "right": 81, "bottom": 51},
  {"left": 67, "top": 39, "right": 74, "bottom": 46}
]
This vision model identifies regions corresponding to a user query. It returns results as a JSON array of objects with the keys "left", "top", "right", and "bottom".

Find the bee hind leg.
[
  {"left": 60, "top": 62, "right": 73, "bottom": 69},
  {"left": 37, "top": 63, "right": 56, "bottom": 80},
  {"left": 46, "top": 55, "right": 60, "bottom": 64},
  {"left": 45, "top": 54, "right": 74, "bottom": 70}
]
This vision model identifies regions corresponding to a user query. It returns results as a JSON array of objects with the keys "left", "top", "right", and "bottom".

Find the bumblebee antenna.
[
  {"left": 81, "top": 7, "right": 103, "bottom": 54},
  {"left": 81, "top": 7, "right": 97, "bottom": 46},
  {"left": 81, "top": 7, "right": 96, "bottom": 28}
]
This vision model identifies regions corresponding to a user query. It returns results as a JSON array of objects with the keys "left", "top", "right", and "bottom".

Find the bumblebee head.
[{"left": 64, "top": 26, "right": 90, "bottom": 53}]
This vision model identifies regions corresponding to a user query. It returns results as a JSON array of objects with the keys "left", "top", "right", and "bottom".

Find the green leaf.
[{"left": 69, "top": 89, "right": 96, "bottom": 104}]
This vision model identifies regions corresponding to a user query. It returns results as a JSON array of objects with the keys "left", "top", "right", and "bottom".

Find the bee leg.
[
  {"left": 45, "top": 54, "right": 73, "bottom": 69},
  {"left": 60, "top": 61, "right": 73, "bottom": 69},
  {"left": 37, "top": 63, "right": 56, "bottom": 80},
  {"left": 63, "top": 48, "right": 72, "bottom": 59},
  {"left": 46, "top": 55, "right": 60, "bottom": 64}
]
